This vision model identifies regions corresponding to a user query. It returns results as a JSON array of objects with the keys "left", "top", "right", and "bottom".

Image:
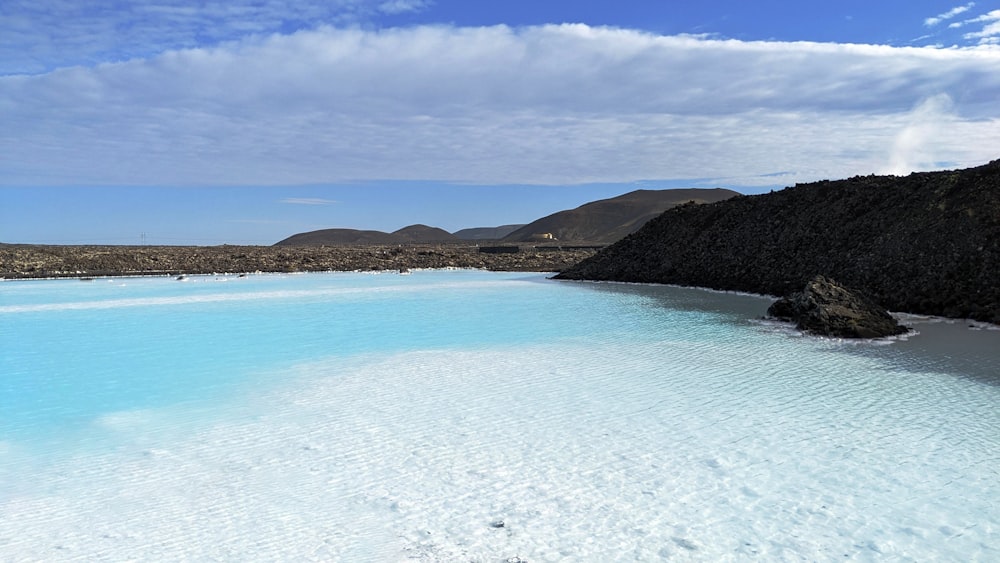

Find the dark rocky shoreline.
[
  {"left": 0, "top": 243, "right": 599, "bottom": 279},
  {"left": 557, "top": 160, "right": 1000, "bottom": 325}
]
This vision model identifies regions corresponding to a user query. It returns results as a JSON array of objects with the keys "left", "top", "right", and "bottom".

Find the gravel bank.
[{"left": 0, "top": 244, "right": 598, "bottom": 279}]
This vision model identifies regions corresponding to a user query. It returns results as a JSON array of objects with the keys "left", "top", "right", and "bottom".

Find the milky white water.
[{"left": 1, "top": 270, "right": 997, "bottom": 561}]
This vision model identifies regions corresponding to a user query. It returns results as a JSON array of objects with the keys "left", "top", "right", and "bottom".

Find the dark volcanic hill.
[
  {"left": 274, "top": 224, "right": 458, "bottom": 246},
  {"left": 275, "top": 188, "right": 736, "bottom": 247},
  {"left": 556, "top": 160, "right": 1000, "bottom": 323},
  {"left": 453, "top": 224, "right": 526, "bottom": 240},
  {"left": 392, "top": 224, "right": 459, "bottom": 243},
  {"left": 502, "top": 188, "right": 739, "bottom": 243},
  {"left": 274, "top": 228, "right": 400, "bottom": 246}
]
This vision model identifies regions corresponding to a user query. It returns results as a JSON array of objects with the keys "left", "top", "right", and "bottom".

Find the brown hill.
[
  {"left": 502, "top": 188, "right": 739, "bottom": 243},
  {"left": 392, "top": 224, "right": 459, "bottom": 243},
  {"left": 273, "top": 188, "right": 736, "bottom": 247},
  {"left": 556, "top": 160, "right": 1000, "bottom": 323},
  {"left": 452, "top": 225, "right": 526, "bottom": 240},
  {"left": 275, "top": 224, "right": 459, "bottom": 246},
  {"left": 274, "top": 228, "right": 400, "bottom": 246}
]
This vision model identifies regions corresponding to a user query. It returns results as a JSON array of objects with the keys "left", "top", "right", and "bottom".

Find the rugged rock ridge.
[
  {"left": 767, "top": 276, "right": 909, "bottom": 338},
  {"left": 556, "top": 160, "right": 1000, "bottom": 324}
]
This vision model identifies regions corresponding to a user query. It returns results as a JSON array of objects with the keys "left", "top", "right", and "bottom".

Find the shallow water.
[{"left": 1, "top": 270, "right": 998, "bottom": 561}]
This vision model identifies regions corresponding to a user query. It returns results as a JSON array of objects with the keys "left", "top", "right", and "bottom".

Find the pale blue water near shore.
[{"left": 1, "top": 270, "right": 998, "bottom": 561}]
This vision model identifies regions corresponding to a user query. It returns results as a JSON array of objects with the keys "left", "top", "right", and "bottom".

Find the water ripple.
[{"left": 1, "top": 272, "right": 998, "bottom": 561}]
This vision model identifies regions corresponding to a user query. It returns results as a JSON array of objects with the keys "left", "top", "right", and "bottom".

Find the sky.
[{"left": 2, "top": 1, "right": 1000, "bottom": 245}]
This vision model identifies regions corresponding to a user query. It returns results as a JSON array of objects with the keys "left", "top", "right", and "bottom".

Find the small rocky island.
[{"left": 767, "top": 275, "right": 909, "bottom": 338}]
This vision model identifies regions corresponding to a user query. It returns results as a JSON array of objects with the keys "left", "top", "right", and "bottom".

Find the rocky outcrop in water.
[
  {"left": 556, "top": 159, "right": 1000, "bottom": 324},
  {"left": 767, "top": 275, "right": 909, "bottom": 338}
]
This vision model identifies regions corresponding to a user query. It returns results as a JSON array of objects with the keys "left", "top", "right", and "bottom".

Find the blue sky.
[{"left": 2, "top": 1, "right": 1000, "bottom": 244}]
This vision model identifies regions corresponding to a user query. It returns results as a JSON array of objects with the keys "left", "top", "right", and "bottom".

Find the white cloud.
[
  {"left": 0, "top": 0, "right": 409, "bottom": 75},
  {"left": 2, "top": 25, "right": 1000, "bottom": 189},
  {"left": 378, "top": 0, "right": 432, "bottom": 15},
  {"left": 925, "top": 2, "right": 976, "bottom": 27},
  {"left": 962, "top": 9, "right": 1000, "bottom": 44}
]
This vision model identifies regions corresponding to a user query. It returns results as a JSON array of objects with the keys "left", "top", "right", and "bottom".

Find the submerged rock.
[{"left": 767, "top": 275, "right": 909, "bottom": 338}]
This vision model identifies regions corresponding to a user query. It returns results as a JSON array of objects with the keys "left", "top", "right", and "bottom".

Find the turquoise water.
[{"left": 1, "top": 270, "right": 998, "bottom": 560}]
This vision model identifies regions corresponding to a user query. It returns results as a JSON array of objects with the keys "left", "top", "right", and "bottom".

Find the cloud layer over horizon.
[{"left": 4, "top": 23, "right": 1000, "bottom": 189}]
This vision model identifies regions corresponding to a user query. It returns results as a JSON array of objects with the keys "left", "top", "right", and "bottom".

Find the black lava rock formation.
[
  {"left": 556, "top": 159, "right": 1000, "bottom": 324},
  {"left": 767, "top": 275, "right": 909, "bottom": 338}
]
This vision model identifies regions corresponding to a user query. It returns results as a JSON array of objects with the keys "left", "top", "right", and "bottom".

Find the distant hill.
[
  {"left": 556, "top": 160, "right": 1000, "bottom": 324},
  {"left": 274, "top": 188, "right": 737, "bottom": 247},
  {"left": 392, "top": 224, "right": 459, "bottom": 243},
  {"left": 453, "top": 224, "right": 526, "bottom": 240},
  {"left": 502, "top": 188, "right": 739, "bottom": 243},
  {"left": 274, "top": 228, "right": 399, "bottom": 246},
  {"left": 274, "top": 224, "right": 457, "bottom": 246}
]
